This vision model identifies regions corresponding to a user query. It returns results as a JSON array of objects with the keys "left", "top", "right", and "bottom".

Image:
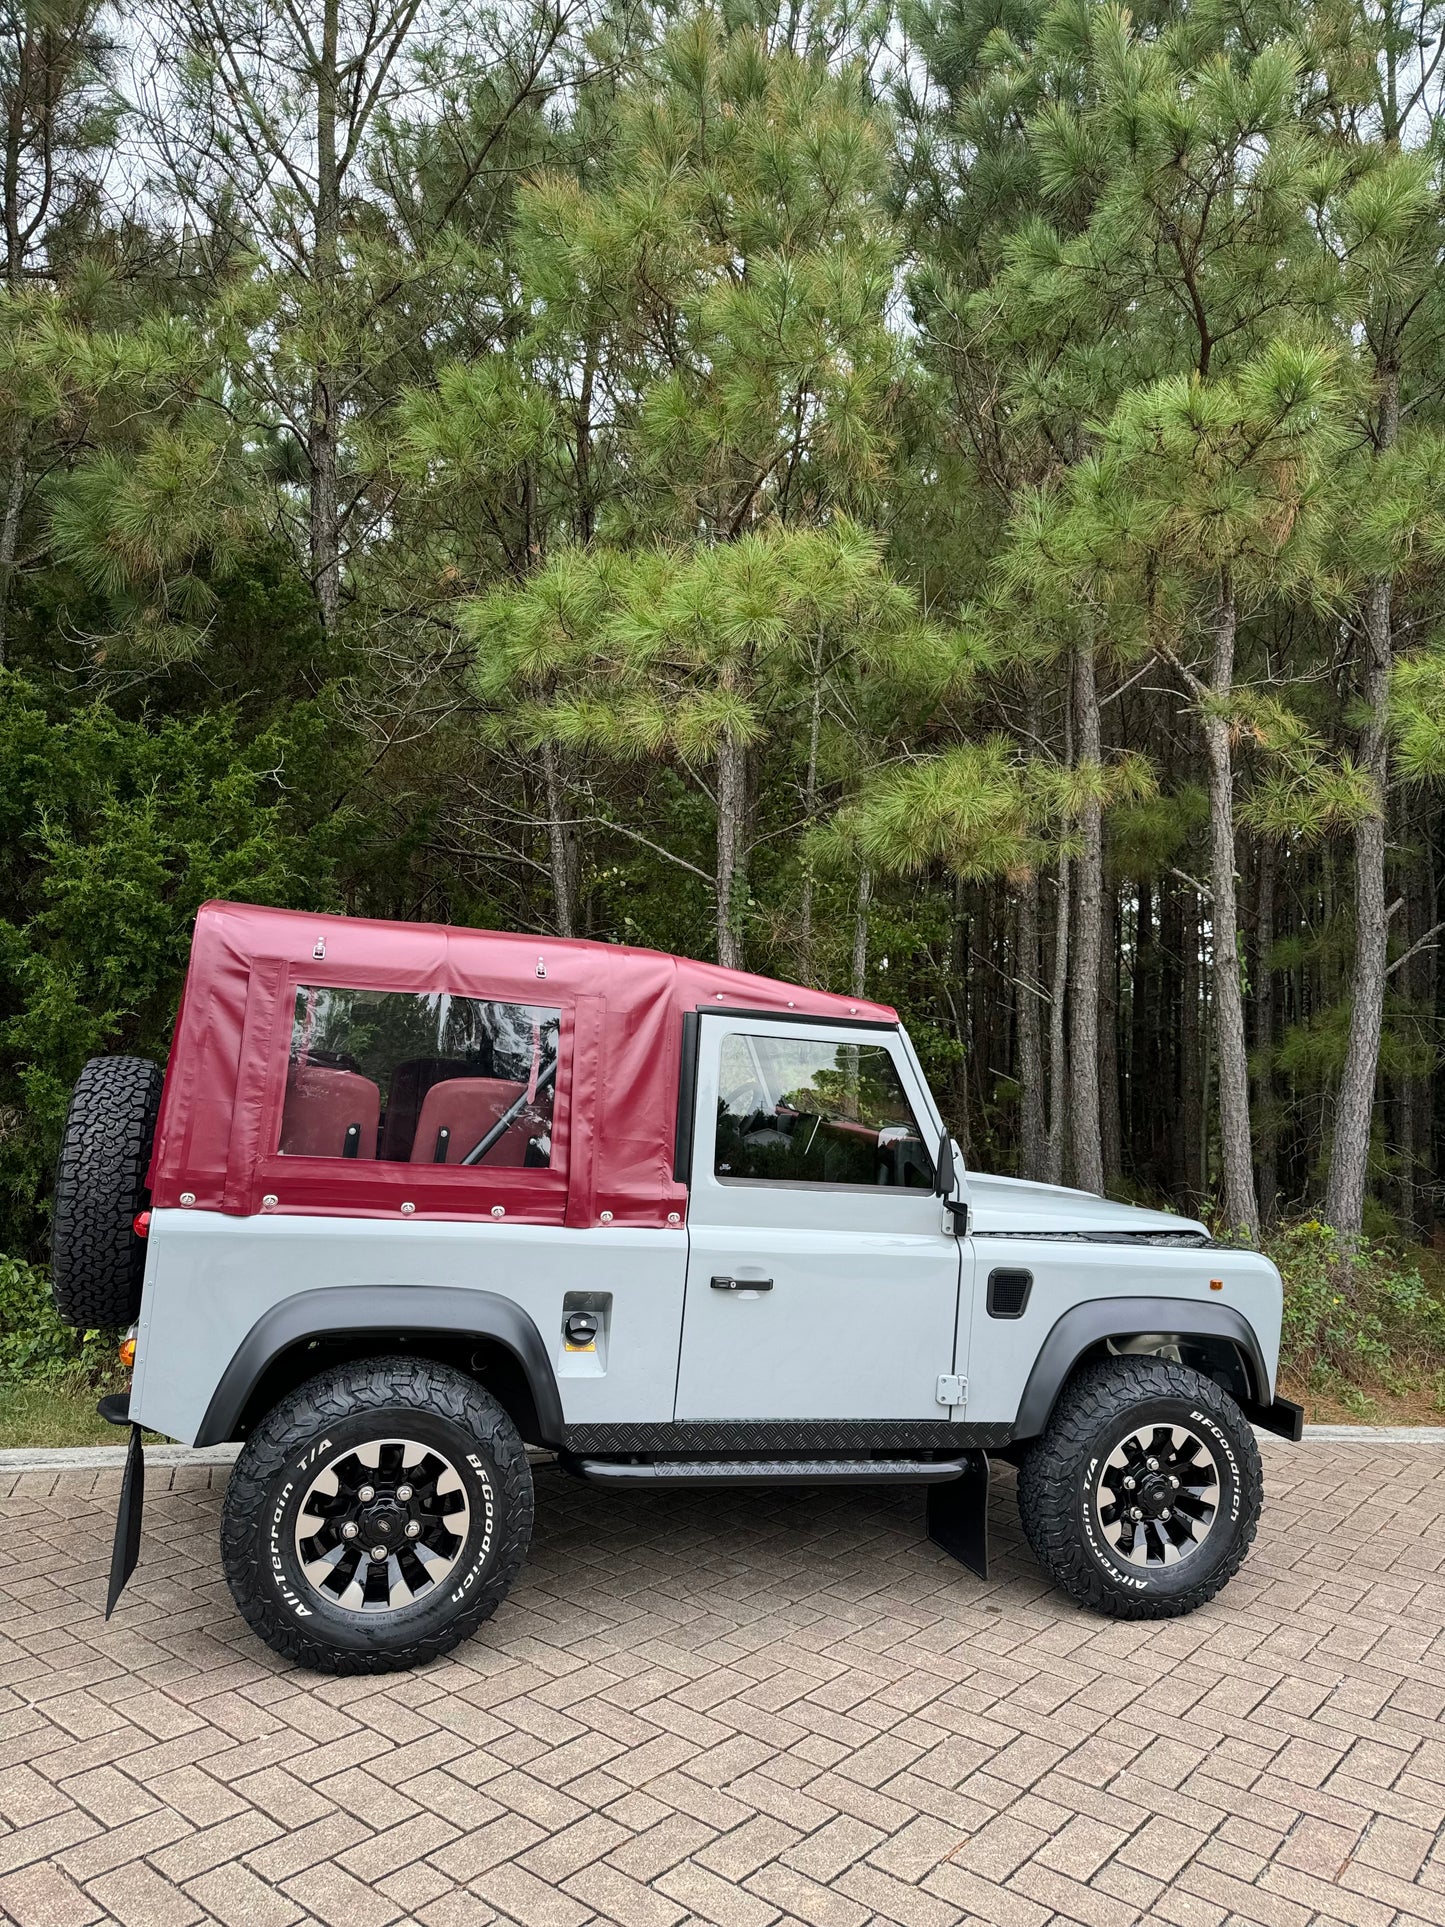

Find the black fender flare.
[
  {"left": 192, "top": 1286, "right": 564, "bottom": 1447},
  {"left": 1012, "top": 1296, "right": 1272, "bottom": 1442}
]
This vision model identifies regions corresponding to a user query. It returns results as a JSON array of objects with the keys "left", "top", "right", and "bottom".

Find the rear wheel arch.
[{"left": 194, "top": 1287, "right": 563, "bottom": 1448}]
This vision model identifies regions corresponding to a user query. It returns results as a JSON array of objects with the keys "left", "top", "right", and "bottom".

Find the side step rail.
[
  {"left": 572, "top": 1455, "right": 972, "bottom": 1488},
  {"left": 571, "top": 1450, "right": 991, "bottom": 1581}
]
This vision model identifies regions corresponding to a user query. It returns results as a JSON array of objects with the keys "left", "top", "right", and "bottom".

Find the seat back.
[
  {"left": 411, "top": 1076, "right": 535, "bottom": 1165},
  {"left": 280, "top": 1065, "right": 380, "bottom": 1159},
  {"left": 378, "top": 1057, "right": 457, "bottom": 1162}
]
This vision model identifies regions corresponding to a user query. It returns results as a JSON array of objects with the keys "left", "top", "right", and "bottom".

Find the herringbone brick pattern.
[{"left": 1, "top": 1442, "right": 1443, "bottom": 1926}]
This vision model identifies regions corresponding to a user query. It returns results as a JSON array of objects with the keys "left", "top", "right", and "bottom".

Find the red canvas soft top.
[{"left": 147, "top": 901, "right": 897, "bottom": 1227}]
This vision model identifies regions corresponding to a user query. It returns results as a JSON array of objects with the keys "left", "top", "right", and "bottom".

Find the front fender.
[
  {"left": 1013, "top": 1295, "right": 1273, "bottom": 1441},
  {"left": 192, "top": 1285, "right": 564, "bottom": 1447}
]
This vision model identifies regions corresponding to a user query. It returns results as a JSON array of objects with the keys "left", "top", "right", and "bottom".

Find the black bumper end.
[
  {"left": 1246, "top": 1396, "right": 1305, "bottom": 1443},
  {"left": 97, "top": 1392, "right": 130, "bottom": 1427}
]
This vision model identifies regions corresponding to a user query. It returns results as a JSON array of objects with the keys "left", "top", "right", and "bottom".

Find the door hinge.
[{"left": 935, "top": 1374, "right": 966, "bottom": 1408}]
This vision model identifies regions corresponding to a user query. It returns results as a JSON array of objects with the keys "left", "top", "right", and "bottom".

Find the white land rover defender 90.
[{"left": 52, "top": 902, "right": 1300, "bottom": 1674}]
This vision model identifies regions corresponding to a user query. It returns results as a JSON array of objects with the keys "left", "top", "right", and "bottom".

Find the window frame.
[
  {"left": 248, "top": 969, "right": 574, "bottom": 1220},
  {"left": 694, "top": 1012, "right": 938, "bottom": 1200}
]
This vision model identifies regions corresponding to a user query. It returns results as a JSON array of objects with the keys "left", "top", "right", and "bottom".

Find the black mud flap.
[
  {"left": 105, "top": 1422, "right": 145, "bottom": 1618},
  {"left": 925, "top": 1450, "right": 989, "bottom": 1578}
]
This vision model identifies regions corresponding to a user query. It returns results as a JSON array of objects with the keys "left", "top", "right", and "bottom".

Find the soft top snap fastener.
[
  {"left": 667, "top": 1211, "right": 680, "bottom": 1224},
  {"left": 599, "top": 1210, "right": 613, "bottom": 1223},
  {"left": 400, "top": 1201, "right": 416, "bottom": 1215},
  {"left": 179, "top": 1192, "right": 195, "bottom": 1206},
  {"left": 491, "top": 1205, "right": 505, "bottom": 1218},
  {"left": 262, "top": 1193, "right": 278, "bottom": 1209}
]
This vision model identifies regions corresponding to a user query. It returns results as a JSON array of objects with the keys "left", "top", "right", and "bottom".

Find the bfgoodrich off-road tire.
[
  {"left": 221, "top": 1357, "right": 534, "bottom": 1674},
  {"left": 1017, "top": 1356, "right": 1262, "bottom": 1619},
  {"left": 51, "top": 1054, "right": 164, "bottom": 1329}
]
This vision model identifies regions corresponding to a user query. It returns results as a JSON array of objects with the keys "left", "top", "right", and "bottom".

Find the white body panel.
[
  {"left": 967, "top": 1173, "right": 1210, "bottom": 1239},
  {"left": 674, "top": 1014, "right": 964, "bottom": 1420},
  {"left": 130, "top": 1209, "right": 687, "bottom": 1444},
  {"left": 963, "top": 1237, "right": 1283, "bottom": 1423}
]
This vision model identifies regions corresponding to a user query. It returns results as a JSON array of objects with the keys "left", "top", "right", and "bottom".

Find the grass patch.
[{"left": 0, "top": 1374, "right": 130, "bottom": 1449}]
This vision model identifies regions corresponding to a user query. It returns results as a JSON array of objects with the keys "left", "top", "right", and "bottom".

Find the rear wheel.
[
  {"left": 221, "top": 1357, "right": 533, "bottom": 1673},
  {"left": 1017, "top": 1356, "right": 1261, "bottom": 1619}
]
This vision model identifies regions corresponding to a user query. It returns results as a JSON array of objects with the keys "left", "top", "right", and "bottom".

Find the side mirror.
[
  {"left": 935, "top": 1126, "right": 956, "bottom": 1200},
  {"left": 935, "top": 1127, "right": 969, "bottom": 1235}
]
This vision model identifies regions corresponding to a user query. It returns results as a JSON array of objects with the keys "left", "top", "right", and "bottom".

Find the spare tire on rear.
[{"left": 52, "top": 1055, "right": 164, "bottom": 1329}]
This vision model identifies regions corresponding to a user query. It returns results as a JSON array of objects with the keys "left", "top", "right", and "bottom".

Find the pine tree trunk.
[
  {"left": 799, "top": 674, "right": 822, "bottom": 975},
  {"left": 851, "top": 866, "right": 871, "bottom": 999},
  {"left": 1017, "top": 873, "right": 1047, "bottom": 1181},
  {"left": 1130, "top": 882, "right": 1153, "bottom": 1188},
  {"left": 1326, "top": 364, "right": 1398, "bottom": 1235},
  {"left": 1254, "top": 836, "right": 1278, "bottom": 1227},
  {"left": 0, "top": 429, "right": 25, "bottom": 665},
  {"left": 540, "top": 739, "right": 578, "bottom": 938},
  {"left": 1100, "top": 883, "right": 1123, "bottom": 1189},
  {"left": 308, "top": 0, "right": 343, "bottom": 638},
  {"left": 1069, "top": 646, "right": 1105, "bottom": 1194},
  {"left": 716, "top": 738, "right": 748, "bottom": 971},
  {"left": 1202, "top": 576, "right": 1259, "bottom": 1240},
  {"left": 1179, "top": 888, "right": 1203, "bottom": 1205},
  {"left": 1046, "top": 856, "right": 1071, "bottom": 1187}
]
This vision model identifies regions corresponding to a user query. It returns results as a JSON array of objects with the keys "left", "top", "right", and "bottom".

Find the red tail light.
[{"left": 132, "top": 1210, "right": 150, "bottom": 1239}]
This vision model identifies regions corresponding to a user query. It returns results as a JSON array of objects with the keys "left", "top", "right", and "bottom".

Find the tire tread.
[
  {"left": 220, "top": 1356, "right": 534, "bottom": 1674},
  {"left": 1017, "top": 1356, "right": 1262, "bottom": 1620},
  {"left": 51, "top": 1055, "right": 164, "bottom": 1329}
]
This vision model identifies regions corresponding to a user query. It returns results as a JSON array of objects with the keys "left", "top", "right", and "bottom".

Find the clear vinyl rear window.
[
  {"left": 280, "top": 987, "right": 560, "bottom": 1167},
  {"left": 714, "top": 1032, "right": 934, "bottom": 1188}
]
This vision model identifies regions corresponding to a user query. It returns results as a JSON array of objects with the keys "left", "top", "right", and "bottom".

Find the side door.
[{"left": 674, "top": 1014, "right": 964, "bottom": 1423}]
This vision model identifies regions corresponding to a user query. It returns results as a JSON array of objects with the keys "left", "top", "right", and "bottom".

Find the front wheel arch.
[{"left": 1011, "top": 1296, "right": 1271, "bottom": 1443}]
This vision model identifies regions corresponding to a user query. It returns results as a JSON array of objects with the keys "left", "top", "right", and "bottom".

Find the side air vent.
[{"left": 987, "top": 1268, "right": 1032, "bottom": 1319}]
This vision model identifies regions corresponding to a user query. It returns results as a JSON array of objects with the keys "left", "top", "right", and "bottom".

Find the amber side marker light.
[
  {"left": 118, "top": 1330, "right": 137, "bottom": 1370},
  {"left": 1209, "top": 1278, "right": 1224, "bottom": 1291}
]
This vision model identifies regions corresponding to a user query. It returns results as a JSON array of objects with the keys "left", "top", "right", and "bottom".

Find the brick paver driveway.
[{"left": 2, "top": 1440, "right": 1443, "bottom": 1927}]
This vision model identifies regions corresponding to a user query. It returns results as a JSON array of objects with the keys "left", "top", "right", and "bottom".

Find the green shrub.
[
  {"left": 0, "top": 1254, "right": 117, "bottom": 1385},
  {"left": 1269, "top": 1221, "right": 1445, "bottom": 1395}
]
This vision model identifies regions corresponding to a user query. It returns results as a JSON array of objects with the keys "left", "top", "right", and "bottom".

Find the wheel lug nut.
[
  {"left": 405, "top": 1520, "right": 421, "bottom": 1539},
  {"left": 1130, "top": 1507, "right": 1143, "bottom": 1521},
  {"left": 1161, "top": 1508, "right": 1172, "bottom": 1520},
  {"left": 1146, "top": 1458, "right": 1159, "bottom": 1471},
  {"left": 1169, "top": 1475, "right": 1179, "bottom": 1488},
  {"left": 1122, "top": 1476, "right": 1136, "bottom": 1490},
  {"left": 341, "top": 1522, "right": 358, "bottom": 1539},
  {"left": 397, "top": 1484, "right": 413, "bottom": 1501},
  {"left": 370, "top": 1545, "right": 388, "bottom": 1562},
  {"left": 358, "top": 1484, "right": 375, "bottom": 1502}
]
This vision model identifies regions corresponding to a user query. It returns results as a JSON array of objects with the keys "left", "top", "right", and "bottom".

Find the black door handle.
[{"left": 711, "top": 1275, "right": 773, "bottom": 1291}]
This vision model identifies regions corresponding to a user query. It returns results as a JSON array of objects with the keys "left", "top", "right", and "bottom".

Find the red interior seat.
[
  {"left": 411, "top": 1076, "right": 539, "bottom": 1165},
  {"left": 280, "top": 1065, "right": 380, "bottom": 1159}
]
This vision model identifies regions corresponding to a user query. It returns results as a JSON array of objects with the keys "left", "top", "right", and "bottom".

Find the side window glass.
[
  {"left": 280, "top": 988, "right": 560, "bottom": 1167},
  {"left": 714, "top": 1033, "right": 934, "bottom": 1189}
]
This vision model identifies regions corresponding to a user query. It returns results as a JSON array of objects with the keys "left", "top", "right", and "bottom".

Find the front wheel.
[
  {"left": 221, "top": 1357, "right": 533, "bottom": 1673},
  {"left": 1017, "top": 1356, "right": 1262, "bottom": 1619}
]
